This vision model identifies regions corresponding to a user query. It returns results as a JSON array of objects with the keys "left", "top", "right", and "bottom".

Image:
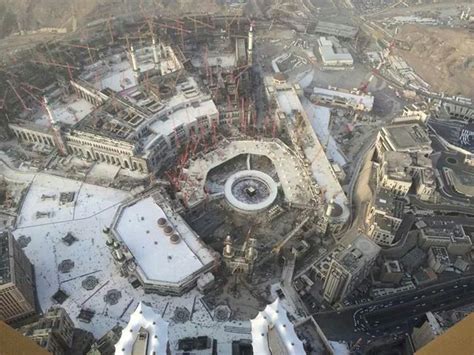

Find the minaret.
[
  {"left": 44, "top": 97, "right": 67, "bottom": 156},
  {"left": 130, "top": 45, "right": 140, "bottom": 79},
  {"left": 223, "top": 235, "right": 234, "bottom": 259},
  {"left": 152, "top": 35, "right": 161, "bottom": 70},
  {"left": 247, "top": 23, "right": 254, "bottom": 66}
]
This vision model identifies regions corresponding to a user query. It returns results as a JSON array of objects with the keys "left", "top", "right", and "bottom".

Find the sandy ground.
[{"left": 396, "top": 24, "right": 474, "bottom": 98}]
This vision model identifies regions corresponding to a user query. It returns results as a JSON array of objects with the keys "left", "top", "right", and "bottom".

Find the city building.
[
  {"left": 317, "top": 36, "right": 354, "bottom": 68},
  {"left": 115, "top": 302, "right": 170, "bottom": 355},
  {"left": 108, "top": 192, "right": 219, "bottom": 296},
  {"left": 418, "top": 225, "right": 472, "bottom": 256},
  {"left": 366, "top": 189, "right": 403, "bottom": 246},
  {"left": 250, "top": 298, "right": 306, "bottom": 355},
  {"left": 310, "top": 87, "right": 374, "bottom": 112},
  {"left": 0, "top": 321, "right": 50, "bottom": 355},
  {"left": 377, "top": 151, "right": 413, "bottom": 196},
  {"left": 0, "top": 230, "right": 36, "bottom": 324},
  {"left": 415, "top": 168, "right": 437, "bottom": 201},
  {"left": 411, "top": 312, "right": 443, "bottom": 351},
  {"left": 379, "top": 260, "right": 404, "bottom": 284},
  {"left": 313, "top": 21, "right": 358, "bottom": 39},
  {"left": 323, "top": 235, "right": 380, "bottom": 304},
  {"left": 427, "top": 246, "right": 451, "bottom": 274},
  {"left": 87, "top": 325, "right": 123, "bottom": 355},
  {"left": 20, "top": 307, "right": 74, "bottom": 355},
  {"left": 376, "top": 122, "right": 432, "bottom": 156}
]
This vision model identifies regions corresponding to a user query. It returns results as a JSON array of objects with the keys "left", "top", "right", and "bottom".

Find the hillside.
[
  {"left": 0, "top": 0, "right": 222, "bottom": 38},
  {"left": 396, "top": 24, "right": 474, "bottom": 98}
]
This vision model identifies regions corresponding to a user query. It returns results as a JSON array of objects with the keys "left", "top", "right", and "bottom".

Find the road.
[
  {"left": 314, "top": 275, "right": 474, "bottom": 341},
  {"left": 410, "top": 196, "right": 474, "bottom": 216}
]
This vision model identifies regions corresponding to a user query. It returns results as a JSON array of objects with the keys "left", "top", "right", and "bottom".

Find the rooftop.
[
  {"left": 312, "top": 87, "right": 374, "bottom": 111},
  {"left": 381, "top": 123, "right": 432, "bottom": 153},
  {"left": 112, "top": 195, "right": 216, "bottom": 286},
  {"left": 313, "top": 21, "right": 358, "bottom": 38},
  {"left": 338, "top": 235, "right": 381, "bottom": 273},
  {"left": 317, "top": 36, "right": 353, "bottom": 64}
]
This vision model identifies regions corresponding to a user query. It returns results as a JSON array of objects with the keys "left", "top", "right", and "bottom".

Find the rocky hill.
[
  {"left": 396, "top": 24, "right": 474, "bottom": 98},
  {"left": 0, "top": 0, "right": 222, "bottom": 38}
]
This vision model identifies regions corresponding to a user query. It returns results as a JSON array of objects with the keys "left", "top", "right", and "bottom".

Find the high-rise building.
[
  {"left": 0, "top": 230, "right": 36, "bottom": 323},
  {"left": 323, "top": 235, "right": 380, "bottom": 304},
  {"left": 20, "top": 307, "right": 75, "bottom": 355}
]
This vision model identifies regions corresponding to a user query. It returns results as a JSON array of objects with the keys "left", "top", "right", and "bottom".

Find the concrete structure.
[
  {"left": 313, "top": 21, "right": 358, "bottom": 39},
  {"left": 222, "top": 235, "right": 258, "bottom": 277},
  {"left": 87, "top": 325, "right": 122, "bottom": 355},
  {"left": 0, "top": 230, "right": 36, "bottom": 324},
  {"left": 317, "top": 37, "right": 353, "bottom": 68},
  {"left": 377, "top": 151, "right": 413, "bottom": 196},
  {"left": 366, "top": 189, "right": 403, "bottom": 246},
  {"left": 247, "top": 23, "right": 254, "bottom": 66},
  {"left": 264, "top": 75, "right": 349, "bottom": 226},
  {"left": 115, "top": 302, "right": 169, "bottom": 355},
  {"left": 419, "top": 226, "right": 472, "bottom": 256},
  {"left": 411, "top": 312, "right": 443, "bottom": 351},
  {"left": 311, "top": 87, "right": 374, "bottom": 112},
  {"left": 250, "top": 298, "right": 305, "bottom": 355},
  {"left": 427, "top": 247, "right": 450, "bottom": 274},
  {"left": 415, "top": 168, "right": 437, "bottom": 201},
  {"left": 109, "top": 193, "right": 218, "bottom": 296},
  {"left": 224, "top": 170, "right": 278, "bottom": 213},
  {"left": 376, "top": 122, "right": 432, "bottom": 156},
  {"left": 380, "top": 260, "right": 404, "bottom": 284},
  {"left": 323, "top": 235, "right": 380, "bottom": 304},
  {"left": 8, "top": 46, "right": 220, "bottom": 174},
  {"left": 20, "top": 307, "right": 74, "bottom": 355}
]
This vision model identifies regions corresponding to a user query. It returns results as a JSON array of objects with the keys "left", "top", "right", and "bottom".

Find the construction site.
[
  {"left": 1, "top": 0, "right": 473, "bottom": 354},
  {"left": 0, "top": 10, "right": 356, "bottom": 352}
]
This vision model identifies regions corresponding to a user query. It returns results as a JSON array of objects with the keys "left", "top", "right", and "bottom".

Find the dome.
[
  {"left": 273, "top": 72, "right": 288, "bottom": 83},
  {"left": 326, "top": 202, "right": 343, "bottom": 218}
]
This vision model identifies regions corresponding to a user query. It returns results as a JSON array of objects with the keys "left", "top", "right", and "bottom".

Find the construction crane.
[
  {"left": 0, "top": 89, "right": 9, "bottom": 110},
  {"left": 185, "top": 15, "right": 215, "bottom": 32},
  {"left": 272, "top": 215, "right": 310, "bottom": 255},
  {"left": 357, "top": 40, "right": 395, "bottom": 94},
  {"left": 7, "top": 80, "right": 29, "bottom": 111}
]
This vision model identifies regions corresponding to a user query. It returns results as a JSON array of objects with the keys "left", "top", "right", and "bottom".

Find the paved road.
[
  {"left": 410, "top": 196, "right": 474, "bottom": 216},
  {"left": 314, "top": 275, "right": 474, "bottom": 341}
]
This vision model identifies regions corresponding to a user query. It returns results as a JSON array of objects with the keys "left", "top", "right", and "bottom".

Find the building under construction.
[{"left": 5, "top": 15, "right": 259, "bottom": 176}]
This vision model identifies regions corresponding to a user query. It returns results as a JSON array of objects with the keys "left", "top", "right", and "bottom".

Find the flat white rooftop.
[
  {"left": 148, "top": 99, "right": 218, "bottom": 138},
  {"left": 114, "top": 196, "right": 215, "bottom": 285},
  {"left": 313, "top": 86, "right": 374, "bottom": 111},
  {"left": 34, "top": 97, "right": 94, "bottom": 128}
]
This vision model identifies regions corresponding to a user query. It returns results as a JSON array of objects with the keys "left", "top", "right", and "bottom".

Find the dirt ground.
[
  {"left": 0, "top": 0, "right": 222, "bottom": 38},
  {"left": 395, "top": 24, "right": 474, "bottom": 98}
]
